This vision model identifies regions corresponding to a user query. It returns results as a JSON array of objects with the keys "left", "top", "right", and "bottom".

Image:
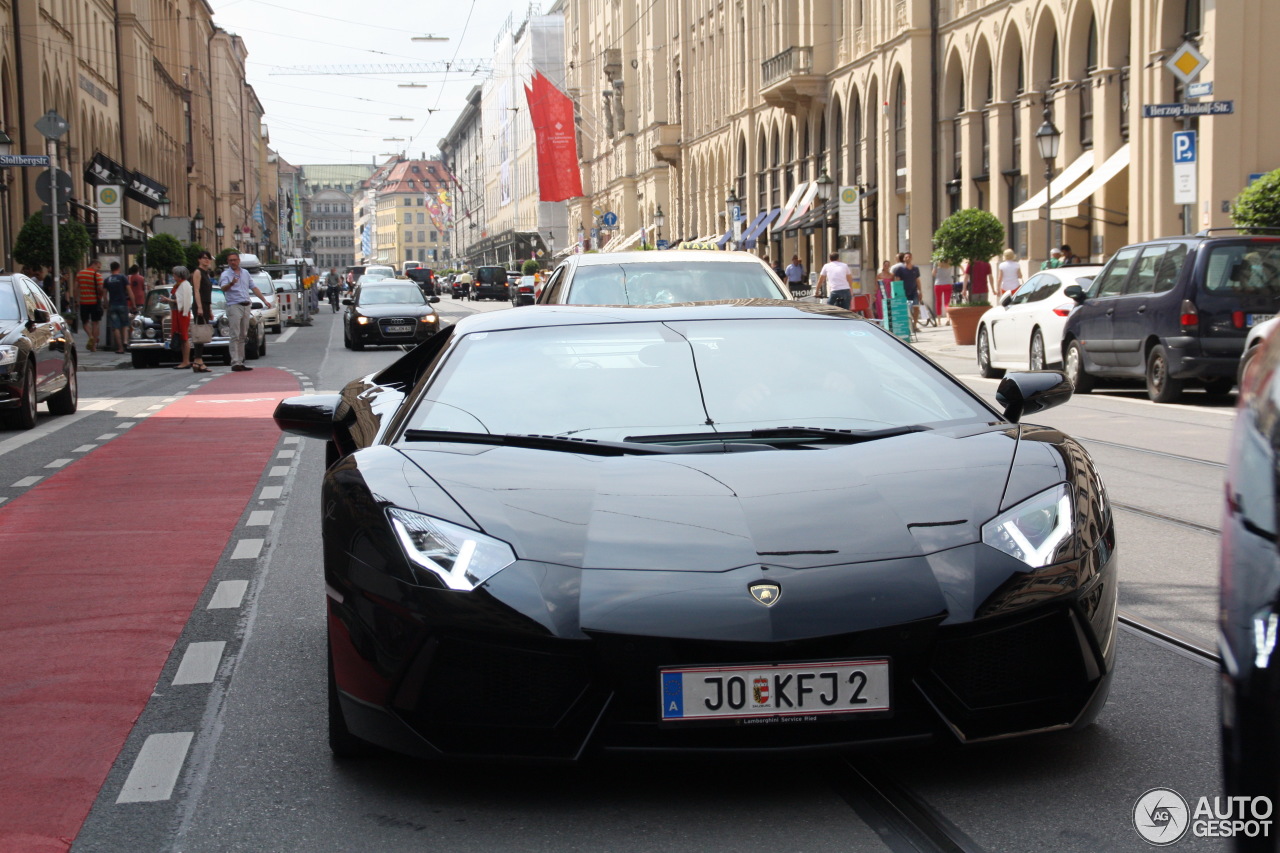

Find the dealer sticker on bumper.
[{"left": 660, "top": 660, "right": 890, "bottom": 722}]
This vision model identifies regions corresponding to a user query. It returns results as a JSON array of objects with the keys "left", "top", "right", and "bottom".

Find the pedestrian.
[
  {"left": 217, "top": 251, "right": 272, "bottom": 372},
  {"left": 74, "top": 258, "right": 104, "bottom": 352},
  {"left": 161, "top": 266, "right": 194, "bottom": 369},
  {"left": 784, "top": 254, "right": 806, "bottom": 296},
  {"left": 190, "top": 251, "right": 214, "bottom": 373},
  {"left": 817, "top": 252, "right": 853, "bottom": 310},
  {"left": 771, "top": 257, "right": 785, "bottom": 281},
  {"left": 1041, "top": 248, "right": 1063, "bottom": 271},
  {"left": 998, "top": 248, "right": 1023, "bottom": 296},
  {"left": 933, "top": 259, "right": 956, "bottom": 325},
  {"left": 101, "top": 261, "right": 134, "bottom": 354},
  {"left": 890, "top": 252, "right": 922, "bottom": 332},
  {"left": 874, "top": 260, "right": 894, "bottom": 320},
  {"left": 1060, "top": 243, "right": 1082, "bottom": 265},
  {"left": 963, "top": 255, "right": 992, "bottom": 305}
]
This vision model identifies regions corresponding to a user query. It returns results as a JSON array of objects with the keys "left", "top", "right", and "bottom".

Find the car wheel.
[
  {"left": 1146, "top": 344, "right": 1185, "bottom": 403},
  {"left": 1029, "top": 330, "right": 1047, "bottom": 371},
  {"left": 258, "top": 332, "right": 267, "bottom": 358},
  {"left": 1064, "top": 340, "right": 1095, "bottom": 394},
  {"left": 2, "top": 361, "right": 37, "bottom": 429},
  {"left": 1240, "top": 343, "right": 1261, "bottom": 389},
  {"left": 1203, "top": 377, "right": 1233, "bottom": 397},
  {"left": 343, "top": 327, "right": 352, "bottom": 350},
  {"left": 247, "top": 329, "right": 261, "bottom": 360},
  {"left": 47, "top": 355, "right": 78, "bottom": 415},
  {"left": 222, "top": 350, "right": 233, "bottom": 366},
  {"left": 976, "top": 327, "right": 1005, "bottom": 379},
  {"left": 327, "top": 643, "right": 377, "bottom": 759},
  {"left": 272, "top": 323, "right": 282, "bottom": 334},
  {"left": 352, "top": 334, "right": 364, "bottom": 351}
]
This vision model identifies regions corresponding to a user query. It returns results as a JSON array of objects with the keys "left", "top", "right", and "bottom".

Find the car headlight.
[
  {"left": 144, "top": 328, "right": 156, "bottom": 339},
  {"left": 356, "top": 315, "right": 371, "bottom": 325},
  {"left": 420, "top": 314, "right": 437, "bottom": 323},
  {"left": 387, "top": 508, "right": 516, "bottom": 590},
  {"left": 216, "top": 317, "right": 230, "bottom": 334},
  {"left": 0, "top": 344, "right": 18, "bottom": 368},
  {"left": 981, "top": 483, "right": 1074, "bottom": 569}
]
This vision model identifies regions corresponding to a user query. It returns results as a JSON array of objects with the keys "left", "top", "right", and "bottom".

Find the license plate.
[
  {"left": 1248, "top": 314, "right": 1275, "bottom": 327},
  {"left": 660, "top": 659, "right": 890, "bottom": 722},
  {"left": 385, "top": 324, "right": 413, "bottom": 333}
]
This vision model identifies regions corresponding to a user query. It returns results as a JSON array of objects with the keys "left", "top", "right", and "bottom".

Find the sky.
[{"left": 209, "top": 0, "right": 546, "bottom": 166}]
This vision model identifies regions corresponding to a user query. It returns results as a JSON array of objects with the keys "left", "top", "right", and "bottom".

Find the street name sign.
[
  {"left": 1173, "top": 131, "right": 1197, "bottom": 205},
  {"left": 0, "top": 154, "right": 49, "bottom": 167},
  {"left": 1187, "top": 81, "right": 1214, "bottom": 98},
  {"left": 1142, "top": 101, "right": 1234, "bottom": 118}
]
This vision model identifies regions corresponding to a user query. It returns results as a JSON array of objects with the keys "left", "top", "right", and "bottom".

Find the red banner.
[{"left": 527, "top": 72, "right": 583, "bottom": 202}]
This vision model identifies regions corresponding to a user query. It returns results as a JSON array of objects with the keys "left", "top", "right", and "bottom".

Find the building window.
[
  {"left": 417, "top": 213, "right": 424, "bottom": 224},
  {"left": 404, "top": 198, "right": 411, "bottom": 206},
  {"left": 417, "top": 231, "right": 425, "bottom": 242},
  {"left": 852, "top": 95, "right": 863, "bottom": 186},
  {"left": 757, "top": 134, "right": 768, "bottom": 212},
  {"left": 833, "top": 102, "right": 844, "bottom": 185},
  {"left": 770, "top": 128, "right": 781, "bottom": 208},
  {"left": 430, "top": 230, "right": 438, "bottom": 242},
  {"left": 800, "top": 123, "right": 810, "bottom": 183},
  {"left": 1080, "top": 17, "right": 1097, "bottom": 148},
  {"left": 894, "top": 75, "right": 907, "bottom": 193},
  {"left": 980, "top": 110, "right": 990, "bottom": 176},
  {"left": 1119, "top": 70, "right": 1130, "bottom": 142},
  {"left": 784, "top": 126, "right": 795, "bottom": 198},
  {"left": 866, "top": 94, "right": 878, "bottom": 190},
  {"left": 403, "top": 212, "right": 411, "bottom": 224},
  {"left": 951, "top": 117, "right": 962, "bottom": 180},
  {"left": 404, "top": 231, "right": 412, "bottom": 243},
  {"left": 417, "top": 197, "right": 424, "bottom": 205},
  {"left": 1183, "top": 0, "right": 1202, "bottom": 39}
]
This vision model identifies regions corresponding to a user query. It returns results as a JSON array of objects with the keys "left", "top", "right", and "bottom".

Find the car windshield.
[
  {"left": 0, "top": 282, "right": 19, "bottom": 320},
  {"left": 144, "top": 288, "right": 172, "bottom": 313},
  {"left": 358, "top": 285, "right": 426, "bottom": 305},
  {"left": 210, "top": 289, "right": 227, "bottom": 308},
  {"left": 252, "top": 273, "right": 275, "bottom": 294},
  {"left": 566, "top": 261, "right": 784, "bottom": 305},
  {"left": 1204, "top": 242, "right": 1280, "bottom": 295},
  {"left": 406, "top": 318, "right": 987, "bottom": 441}
]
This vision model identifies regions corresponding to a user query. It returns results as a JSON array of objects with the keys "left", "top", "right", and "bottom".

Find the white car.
[
  {"left": 364, "top": 265, "right": 396, "bottom": 280},
  {"left": 976, "top": 264, "right": 1104, "bottom": 376},
  {"left": 1239, "top": 315, "right": 1279, "bottom": 387},
  {"left": 251, "top": 272, "right": 284, "bottom": 333}
]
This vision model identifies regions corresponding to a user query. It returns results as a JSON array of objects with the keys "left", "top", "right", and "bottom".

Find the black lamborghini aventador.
[{"left": 275, "top": 301, "right": 1118, "bottom": 761}]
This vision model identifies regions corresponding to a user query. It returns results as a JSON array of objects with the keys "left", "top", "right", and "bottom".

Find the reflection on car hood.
[{"left": 397, "top": 426, "right": 1018, "bottom": 570}]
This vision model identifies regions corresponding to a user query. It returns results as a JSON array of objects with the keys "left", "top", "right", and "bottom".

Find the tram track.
[
  {"left": 832, "top": 758, "right": 986, "bottom": 853},
  {"left": 1079, "top": 436, "right": 1226, "bottom": 469},
  {"left": 1111, "top": 501, "right": 1220, "bottom": 536},
  {"left": 1118, "top": 608, "right": 1220, "bottom": 668}
]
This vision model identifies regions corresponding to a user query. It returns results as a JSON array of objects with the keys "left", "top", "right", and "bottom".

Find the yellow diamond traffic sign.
[{"left": 1167, "top": 41, "right": 1208, "bottom": 86}]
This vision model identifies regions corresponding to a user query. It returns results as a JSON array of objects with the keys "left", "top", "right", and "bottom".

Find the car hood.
[
  {"left": 0, "top": 317, "right": 26, "bottom": 342},
  {"left": 353, "top": 303, "right": 433, "bottom": 318},
  {"left": 397, "top": 425, "right": 1027, "bottom": 571}
]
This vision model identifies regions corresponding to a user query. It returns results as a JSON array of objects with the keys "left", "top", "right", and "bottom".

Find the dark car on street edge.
[
  {"left": 469, "top": 266, "right": 511, "bottom": 301},
  {"left": 1062, "top": 229, "right": 1280, "bottom": 402},
  {"left": 276, "top": 301, "right": 1117, "bottom": 762},
  {"left": 0, "top": 272, "right": 77, "bottom": 429},
  {"left": 343, "top": 282, "right": 441, "bottom": 350}
]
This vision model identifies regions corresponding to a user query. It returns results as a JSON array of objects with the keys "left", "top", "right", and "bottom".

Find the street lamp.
[
  {"left": 546, "top": 230, "right": 555, "bottom": 260},
  {"left": 215, "top": 219, "right": 225, "bottom": 241},
  {"left": 1035, "top": 105, "right": 1062, "bottom": 265},
  {"left": 158, "top": 195, "right": 171, "bottom": 217},
  {"left": 725, "top": 189, "right": 740, "bottom": 249},
  {"left": 815, "top": 170, "right": 834, "bottom": 259},
  {"left": 654, "top": 205, "right": 664, "bottom": 247},
  {"left": 0, "top": 131, "right": 13, "bottom": 272},
  {"left": 193, "top": 209, "right": 204, "bottom": 236}
]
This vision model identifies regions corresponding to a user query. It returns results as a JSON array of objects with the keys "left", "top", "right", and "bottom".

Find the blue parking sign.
[{"left": 1173, "top": 130, "right": 1197, "bottom": 164}]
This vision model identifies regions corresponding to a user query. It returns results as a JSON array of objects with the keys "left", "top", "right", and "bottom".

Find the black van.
[
  {"left": 471, "top": 266, "right": 512, "bottom": 301},
  {"left": 1061, "top": 230, "right": 1280, "bottom": 402}
]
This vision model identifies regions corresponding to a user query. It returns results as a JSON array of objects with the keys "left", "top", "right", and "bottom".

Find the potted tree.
[{"left": 931, "top": 207, "right": 1005, "bottom": 346}]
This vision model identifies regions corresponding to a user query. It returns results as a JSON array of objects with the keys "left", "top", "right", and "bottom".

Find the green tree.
[
  {"left": 1232, "top": 168, "right": 1280, "bottom": 232},
  {"left": 931, "top": 207, "right": 1005, "bottom": 267},
  {"left": 184, "top": 243, "right": 208, "bottom": 271},
  {"left": 521, "top": 258, "right": 540, "bottom": 275},
  {"left": 144, "top": 233, "right": 185, "bottom": 275},
  {"left": 12, "top": 213, "right": 93, "bottom": 273}
]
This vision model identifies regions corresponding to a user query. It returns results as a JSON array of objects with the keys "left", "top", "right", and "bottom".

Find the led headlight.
[
  {"left": 387, "top": 508, "right": 516, "bottom": 590},
  {"left": 0, "top": 344, "right": 18, "bottom": 368},
  {"left": 981, "top": 483, "right": 1074, "bottom": 569},
  {"left": 420, "top": 314, "right": 437, "bottom": 323},
  {"left": 356, "top": 315, "right": 371, "bottom": 325}
]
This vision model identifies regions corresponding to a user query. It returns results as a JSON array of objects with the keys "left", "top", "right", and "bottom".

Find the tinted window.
[
  {"left": 357, "top": 285, "right": 425, "bottom": 305},
  {"left": 0, "top": 281, "right": 18, "bottom": 320},
  {"left": 475, "top": 267, "right": 507, "bottom": 284},
  {"left": 565, "top": 261, "right": 787, "bottom": 305},
  {"left": 408, "top": 319, "right": 987, "bottom": 441},
  {"left": 1011, "top": 274, "right": 1057, "bottom": 305},
  {"left": 1204, "top": 243, "right": 1280, "bottom": 296},
  {"left": 1127, "top": 244, "right": 1187, "bottom": 294},
  {"left": 541, "top": 266, "right": 566, "bottom": 303},
  {"left": 1090, "top": 247, "right": 1140, "bottom": 297}
]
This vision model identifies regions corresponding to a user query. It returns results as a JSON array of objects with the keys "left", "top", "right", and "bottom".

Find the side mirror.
[
  {"left": 428, "top": 296, "right": 440, "bottom": 304},
  {"left": 1063, "top": 284, "right": 1087, "bottom": 303},
  {"left": 250, "top": 298, "right": 265, "bottom": 310},
  {"left": 1000, "top": 294, "right": 1013, "bottom": 308},
  {"left": 32, "top": 308, "right": 50, "bottom": 323},
  {"left": 274, "top": 394, "right": 342, "bottom": 439},
  {"left": 996, "top": 371, "right": 1073, "bottom": 423},
  {"left": 342, "top": 298, "right": 354, "bottom": 305}
]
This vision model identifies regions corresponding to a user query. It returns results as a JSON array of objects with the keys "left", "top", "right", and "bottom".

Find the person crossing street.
[
  {"left": 217, "top": 251, "right": 272, "bottom": 372},
  {"left": 74, "top": 259, "right": 104, "bottom": 352}
]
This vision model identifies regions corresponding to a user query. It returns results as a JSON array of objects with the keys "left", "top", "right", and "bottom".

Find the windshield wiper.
[
  {"left": 625, "top": 425, "right": 931, "bottom": 446},
  {"left": 402, "top": 429, "right": 684, "bottom": 456}
]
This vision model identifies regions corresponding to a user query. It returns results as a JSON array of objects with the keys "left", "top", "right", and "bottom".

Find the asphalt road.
[{"left": 0, "top": 298, "right": 1235, "bottom": 852}]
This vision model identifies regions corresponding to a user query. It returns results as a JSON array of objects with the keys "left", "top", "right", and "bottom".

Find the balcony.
[
  {"left": 760, "top": 47, "right": 825, "bottom": 114},
  {"left": 650, "top": 123, "right": 681, "bottom": 165}
]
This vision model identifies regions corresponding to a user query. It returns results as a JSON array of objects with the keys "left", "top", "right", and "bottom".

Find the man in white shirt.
[{"left": 817, "top": 253, "right": 853, "bottom": 310}]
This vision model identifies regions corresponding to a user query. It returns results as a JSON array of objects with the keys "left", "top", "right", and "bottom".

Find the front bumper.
[
  {"left": 327, "top": 536, "right": 1119, "bottom": 761},
  {"left": 352, "top": 319, "right": 438, "bottom": 345}
]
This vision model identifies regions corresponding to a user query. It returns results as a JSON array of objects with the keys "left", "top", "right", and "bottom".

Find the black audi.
[
  {"left": 276, "top": 302, "right": 1117, "bottom": 760},
  {"left": 1, "top": 272, "right": 78, "bottom": 429},
  {"left": 343, "top": 282, "right": 441, "bottom": 350}
]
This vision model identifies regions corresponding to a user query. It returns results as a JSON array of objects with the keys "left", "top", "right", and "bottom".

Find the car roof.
[
  {"left": 450, "top": 300, "right": 852, "bottom": 335},
  {"left": 570, "top": 251, "right": 766, "bottom": 267}
]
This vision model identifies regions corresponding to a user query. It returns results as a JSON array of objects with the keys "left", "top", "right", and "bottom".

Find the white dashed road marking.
[
  {"left": 247, "top": 511, "right": 273, "bottom": 526},
  {"left": 11, "top": 476, "right": 40, "bottom": 487},
  {"left": 207, "top": 580, "right": 249, "bottom": 609},
  {"left": 230, "top": 539, "right": 263, "bottom": 560},
  {"left": 268, "top": 466, "right": 289, "bottom": 477},
  {"left": 116, "top": 732, "right": 193, "bottom": 803},
  {"left": 282, "top": 436, "right": 301, "bottom": 445},
  {"left": 258, "top": 486, "right": 283, "bottom": 500},
  {"left": 73, "top": 444, "right": 96, "bottom": 452},
  {"left": 96, "top": 434, "right": 117, "bottom": 441},
  {"left": 45, "top": 458, "right": 72, "bottom": 468},
  {"left": 172, "top": 642, "right": 226, "bottom": 686},
  {"left": 276, "top": 450, "right": 295, "bottom": 459}
]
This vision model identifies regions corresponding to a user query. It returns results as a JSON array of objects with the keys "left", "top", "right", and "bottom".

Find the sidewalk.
[{"left": 908, "top": 320, "right": 975, "bottom": 362}]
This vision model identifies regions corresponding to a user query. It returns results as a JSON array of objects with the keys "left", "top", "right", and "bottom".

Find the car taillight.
[
  {"left": 1180, "top": 300, "right": 1199, "bottom": 328},
  {"left": 1052, "top": 302, "right": 1073, "bottom": 317},
  {"left": 1233, "top": 311, "right": 1246, "bottom": 329}
]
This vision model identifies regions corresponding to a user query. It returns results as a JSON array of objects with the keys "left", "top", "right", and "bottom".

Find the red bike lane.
[{"left": 0, "top": 368, "right": 299, "bottom": 852}]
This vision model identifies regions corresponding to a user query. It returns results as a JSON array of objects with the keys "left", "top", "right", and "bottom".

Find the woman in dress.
[
  {"left": 998, "top": 249, "right": 1023, "bottom": 297},
  {"left": 933, "top": 260, "right": 955, "bottom": 325},
  {"left": 162, "top": 265, "right": 194, "bottom": 369}
]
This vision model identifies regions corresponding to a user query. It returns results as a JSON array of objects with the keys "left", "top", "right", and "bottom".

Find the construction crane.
[{"left": 268, "top": 60, "right": 492, "bottom": 76}]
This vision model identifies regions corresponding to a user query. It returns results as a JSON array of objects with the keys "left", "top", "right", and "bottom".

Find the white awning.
[
  {"left": 790, "top": 182, "right": 821, "bottom": 221},
  {"left": 773, "top": 182, "right": 811, "bottom": 230},
  {"left": 696, "top": 232, "right": 720, "bottom": 242},
  {"left": 1011, "top": 151, "right": 1095, "bottom": 223},
  {"left": 603, "top": 228, "right": 645, "bottom": 252},
  {"left": 1050, "top": 144, "right": 1131, "bottom": 220}
]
